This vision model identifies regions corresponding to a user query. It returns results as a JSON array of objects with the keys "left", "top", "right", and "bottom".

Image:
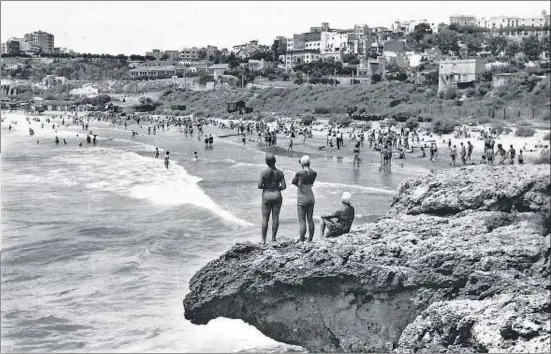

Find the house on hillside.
[
  {"left": 356, "top": 57, "right": 387, "bottom": 77},
  {"left": 207, "top": 63, "right": 230, "bottom": 79},
  {"left": 437, "top": 58, "right": 486, "bottom": 92},
  {"left": 240, "top": 59, "right": 274, "bottom": 71},
  {"left": 383, "top": 40, "right": 406, "bottom": 59},
  {"left": 492, "top": 73, "right": 512, "bottom": 88}
]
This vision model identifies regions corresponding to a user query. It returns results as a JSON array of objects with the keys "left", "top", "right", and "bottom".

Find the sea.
[{"left": 1, "top": 112, "right": 428, "bottom": 353}]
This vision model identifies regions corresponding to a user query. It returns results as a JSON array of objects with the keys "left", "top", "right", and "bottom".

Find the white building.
[
  {"left": 283, "top": 50, "right": 320, "bottom": 70},
  {"left": 320, "top": 32, "right": 349, "bottom": 54},
  {"left": 286, "top": 37, "right": 294, "bottom": 51}
]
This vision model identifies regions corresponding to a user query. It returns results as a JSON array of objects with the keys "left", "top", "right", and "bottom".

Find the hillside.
[{"left": 158, "top": 73, "right": 551, "bottom": 122}]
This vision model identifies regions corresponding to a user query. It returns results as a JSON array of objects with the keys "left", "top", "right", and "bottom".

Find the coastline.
[{"left": 183, "top": 164, "right": 551, "bottom": 352}]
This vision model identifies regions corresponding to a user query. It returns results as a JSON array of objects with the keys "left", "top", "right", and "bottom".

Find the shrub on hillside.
[
  {"left": 443, "top": 88, "right": 457, "bottom": 100},
  {"left": 431, "top": 118, "right": 459, "bottom": 134},
  {"left": 301, "top": 115, "right": 316, "bottom": 126},
  {"left": 314, "top": 106, "right": 332, "bottom": 114},
  {"left": 386, "top": 118, "right": 398, "bottom": 127},
  {"left": 465, "top": 87, "right": 476, "bottom": 97},
  {"left": 517, "top": 120, "right": 533, "bottom": 127},
  {"left": 477, "top": 116, "right": 491, "bottom": 124},
  {"left": 515, "top": 126, "right": 536, "bottom": 137},
  {"left": 371, "top": 73, "right": 382, "bottom": 83},
  {"left": 491, "top": 120, "right": 506, "bottom": 134},
  {"left": 543, "top": 132, "right": 550, "bottom": 141},
  {"left": 405, "top": 117, "right": 419, "bottom": 131},
  {"left": 417, "top": 116, "right": 433, "bottom": 123},
  {"left": 329, "top": 115, "right": 354, "bottom": 127}
]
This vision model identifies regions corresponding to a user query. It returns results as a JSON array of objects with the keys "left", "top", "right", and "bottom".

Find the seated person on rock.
[{"left": 319, "top": 192, "right": 355, "bottom": 238}]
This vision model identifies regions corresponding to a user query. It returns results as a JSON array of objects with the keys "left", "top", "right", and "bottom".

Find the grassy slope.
[{"left": 158, "top": 74, "right": 551, "bottom": 122}]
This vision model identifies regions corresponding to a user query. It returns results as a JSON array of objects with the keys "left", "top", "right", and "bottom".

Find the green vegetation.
[
  {"left": 431, "top": 118, "right": 459, "bottom": 134},
  {"left": 1, "top": 57, "right": 129, "bottom": 81},
  {"left": 515, "top": 126, "right": 536, "bottom": 137},
  {"left": 154, "top": 73, "right": 550, "bottom": 122}
]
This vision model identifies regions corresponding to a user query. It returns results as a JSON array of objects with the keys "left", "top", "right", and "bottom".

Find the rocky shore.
[{"left": 183, "top": 165, "right": 550, "bottom": 352}]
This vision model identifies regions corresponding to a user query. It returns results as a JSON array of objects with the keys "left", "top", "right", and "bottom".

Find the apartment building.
[
  {"left": 24, "top": 30, "right": 55, "bottom": 53},
  {"left": 449, "top": 15, "right": 477, "bottom": 26},
  {"left": 7, "top": 37, "right": 38, "bottom": 55},
  {"left": 146, "top": 49, "right": 181, "bottom": 61},
  {"left": 181, "top": 47, "right": 200, "bottom": 60},
  {"left": 0, "top": 43, "right": 6, "bottom": 54},
  {"left": 458, "top": 11, "right": 549, "bottom": 29},
  {"left": 283, "top": 50, "right": 320, "bottom": 69}
]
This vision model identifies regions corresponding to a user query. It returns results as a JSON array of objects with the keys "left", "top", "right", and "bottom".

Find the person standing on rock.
[
  {"left": 258, "top": 153, "right": 286, "bottom": 244},
  {"left": 292, "top": 155, "right": 317, "bottom": 242},
  {"left": 320, "top": 192, "right": 355, "bottom": 238},
  {"left": 495, "top": 144, "right": 507, "bottom": 165},
  {"left": 467, "top": 141, "right": 473, "bottom": 162},
  {"left": 460, "top": 142, "right": 467, "bottom": 165},
  {"left": 450, "top": 145, "right": 458, "bottom": 166},
  {"left": 508, "top": 145, "right": 516, "bottom": 165}
]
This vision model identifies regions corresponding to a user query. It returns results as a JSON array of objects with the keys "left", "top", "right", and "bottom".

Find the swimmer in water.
[
  {"left": 55, "top": 136, "right": 59, "bottom": 145},
  {"left": 155, "top": 147, "right": 160, "bottom": 158},
  {"left": 164, "top": 151, "right": 170, "bottom": 169},
  {"left": 292, "top": 155, "right": 317, "bottom": 242},
  {"left": 79, "top": 142, "right": 83, "bottom": 147},
  {"left": 193, "top": 151, "right": 198, "bottom": 161},
  {"left": 258, "top": 153, "right": 286, "bottom": 243},
  {"left": 63, "top": 138, "right": 67, "bottom": 145}
]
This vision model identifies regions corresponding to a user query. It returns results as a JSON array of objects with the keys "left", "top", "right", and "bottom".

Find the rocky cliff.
[{"left": 183, "top": 165, "right": 550, "bottom": 352}]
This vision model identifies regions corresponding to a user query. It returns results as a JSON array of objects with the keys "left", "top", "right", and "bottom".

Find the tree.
[
  {"left": 433, "top": 29, "right": 460, "bottom": 55},
  {"left": 463, "top": 33, "right": 484, "bottom": 55},
  {"left": 160, "top": 53, "right": 170, "bottom": 61},
  {"left": 294, "top": 73, "right": 304, "bottom": 85},
  {"left": 487, "top": 36, "right": 508, "bottom": 57},
  {"left": 198, "top": 73, "right": 214, "bottom": 85},
  {"left": 541, "top": 35, "right": 550, "bottom": 58},
  {"left": 371, "top": 73, "right": 382, "bottom": 83},
  {"left": 506, "top": 40, "right": 520, "bottom": 58},
  {"left": 521, "top": 35, "right": 540, "bottom": 61},
  {"left": 228, "top": 52, "right": 240, "bottom": 69},
  {"left": 198, "top": 49, "right": 207, "bottom": 60}
]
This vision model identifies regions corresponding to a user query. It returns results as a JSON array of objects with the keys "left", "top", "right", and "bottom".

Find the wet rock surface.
[{"left": 184, "top": 165, "right": 550, "bottom": 352}]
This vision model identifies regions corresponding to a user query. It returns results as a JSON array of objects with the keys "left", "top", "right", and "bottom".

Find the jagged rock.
[
  {"left": 395, "top": 292, "right": 550, "bottom": 353},
  {"left": 183, "top": 165, "right": 550, "bottom": 352}
]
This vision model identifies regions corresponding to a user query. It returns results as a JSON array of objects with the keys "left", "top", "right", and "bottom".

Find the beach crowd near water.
[{"left": 2, "top": 108, "right": 550, "bottom": 244}]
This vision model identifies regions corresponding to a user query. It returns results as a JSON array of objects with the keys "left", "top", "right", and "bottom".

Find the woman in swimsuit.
[
  {"left": 258, "top": 153, "right": 286, "bottom": 244},
  {"left": 292, "top": 155, "right": 317, "bottom": 242}
]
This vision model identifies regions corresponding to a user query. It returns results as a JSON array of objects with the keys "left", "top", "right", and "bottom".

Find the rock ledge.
[{"left": 184, "top": 165, "right": 550, "bottom": 352}]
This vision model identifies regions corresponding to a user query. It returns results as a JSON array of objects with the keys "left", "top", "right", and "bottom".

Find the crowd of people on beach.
[{"left": 4, "top": 108, "right": 549, "bottom": 246}]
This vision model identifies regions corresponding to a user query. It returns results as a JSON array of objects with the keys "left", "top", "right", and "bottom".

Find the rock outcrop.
[{"left": 184, "top": 165, "right": 550, "bottom": 352}]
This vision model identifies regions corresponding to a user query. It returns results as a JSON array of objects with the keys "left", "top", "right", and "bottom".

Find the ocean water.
[{"left": 1, "top": 113, "right": 427, "bottom": 353}]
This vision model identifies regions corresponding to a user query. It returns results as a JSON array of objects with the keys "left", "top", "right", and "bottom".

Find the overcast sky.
[{"left": 1, "top": 1, "right": 548, "bottom": 55}]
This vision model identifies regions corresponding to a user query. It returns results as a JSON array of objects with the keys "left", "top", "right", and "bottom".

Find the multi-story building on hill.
[{"left": 24, "top": 30, "right": 54, "bottom": 54}]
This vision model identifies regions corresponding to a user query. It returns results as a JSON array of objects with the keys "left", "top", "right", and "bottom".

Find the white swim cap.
[
  {"left": 300, "top": 155, "right": 310, "bottom": 166},
  {"left": 341, "top": 192, "right": 352, "bottom": 204}
]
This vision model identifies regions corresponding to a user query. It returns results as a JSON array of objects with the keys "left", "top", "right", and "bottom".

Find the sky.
[{"left": 1, "top": 1, "right": 549, "bottom": 55}]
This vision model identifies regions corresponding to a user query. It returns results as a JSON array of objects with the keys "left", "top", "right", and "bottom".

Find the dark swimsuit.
[
  {"left": 328, "top": 220, "right": 353, "bottom": 235},
  {"left": 262, "top": 168, "right": 283, "bottom": 206}
]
